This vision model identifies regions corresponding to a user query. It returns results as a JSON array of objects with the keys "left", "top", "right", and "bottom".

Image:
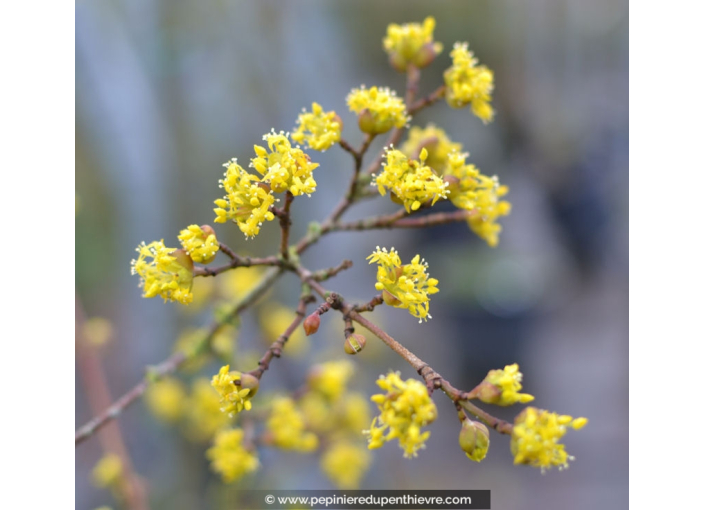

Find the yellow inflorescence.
[
  {"left": 374, "top": 147, "right": 449, "bottom": 212},
  {"left": 291, "top": 102, "right": 342, "bottom": 151},
  {"left": 321, "top": 441, "right": 372, "bottom": 489},
  {"left": 206, "top": 428, "right": 259, "bottom": 483},
  {"left": 131, "top": 241, "right": 194, "bottom": 304},
  {"left": 383, "top": 17, "right": 443, "bottom": 72},
  {"left": 145, "top": 377, "right": 187, "bottom": 423},
  {"left": 308, "top": 360, "right": 355, "bottom": 402},
  {"left": 444, "top": 152, "right": 511, "bottom": 247},
  {"left": 184, "top": 378, "right": 230, "bottom": 442},
  {"left": 444, "top": 42, "right": 495, "bottom": 123},
  {"left": 177, "top": 225, "right": 219, "bottom": 264},
  {"left": 401, "top": 124, "right": 463, "bottom": 174},
  {"left": 92, "top": 454, "right": 123, "bottom": 488},
  {"left": 214, "top": 158, "right": 276, "bottom": 239},
  {"left": 266, "top": 396, "right": 319, "bottom": 452},
  {"left": 367, "top": 247, "right": 439, "bottom": 322},
  {"left": 511, "top": 407, "right": 588, "bottom": 472},
  {"left": 251, "top": 130, "right": 319, "bottom": 196},
  {"left": 347, "top": 86, "right": 410, "bottom": 135},
  {"left": 477, "top": 363, "right": 534, "bottom": 406},
  {"left": 211, "top": 365, "right": 255, "bottom": 417},
  {"left": 365, "top": 371, "right": 437, "bottom": 458}
]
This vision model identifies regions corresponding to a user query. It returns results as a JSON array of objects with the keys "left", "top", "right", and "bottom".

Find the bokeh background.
[{"left": 76, "top": 1, "right": 628, "bottom": 509}]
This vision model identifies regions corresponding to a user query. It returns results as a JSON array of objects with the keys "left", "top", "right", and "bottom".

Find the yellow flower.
[
  {"left": 308, "top": 360, "right": 355, "bottom": 402},
  {"left": 511, "top": 407, "right": 588, "bottom": 471},
  {"left": 130, "top": 241, "right": 194, "bottom": 304},
  {"left": 251, "top": 130, "right": 319, "bottom": 196},
  {"left": 321, "top": 441, "right": 371, "bottom": 489},
  {"left": 347, "top": 86, "right": 409, "bottom": 135},
  {"left": 444, "top": 42, "right": 495, "bottom": 123},
  {"left": 266, "top": 396, "right": 319, "bottom": 452},
  {"left": 184, "top": 378, "right": 230, "bottom": 442},
  {"left": 178, "top": 224, "right": 219, "bottom": 264},
  {"left": 92, "top": 454, "right": 123, "bottom": 488},
  {"left": 476, "top": 363, "right": 534, "bottom": 406},
  {"left": 445, "top": 152, "right": 511, "bottom": 247},
  {"left": 374, "top": 147, "right": 449, "bottom": 212},
  {"left": 207, "top": 428, "right": 259, "bottom": 483},
  {"left": 365, "top": 371, "right": 437, "bottom": 458},
  {"left": 214, "top": 158, "right": 276, "bottom": 239},
  {"left": 145, "top": 377, "right": 187, "bottom": 423},
  {"left": 383, "top": 17, "right": 443, "bottom": 72},
  {"left": 401, "top": 124, "right": 463, "bottom": 174},
  {"left": 211, "top": 365, "right": 258, "bottom": 417},
  {"left": 367, "top": 247, "right": 439, "bottom": 322},
  {"left": 291, "top": 102, "right": 342, "bottom": 151},
  {"left": 82, "top": 317, "right": 114, "bottom": 347}
]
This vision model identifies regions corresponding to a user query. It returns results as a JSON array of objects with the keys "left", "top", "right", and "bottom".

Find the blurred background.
[{"left": 76, "top": 1, "right": 628, "bottom": 509}]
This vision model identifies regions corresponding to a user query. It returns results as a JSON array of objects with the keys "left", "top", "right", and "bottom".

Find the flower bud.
[
  {"left": 170, "top": 249, "right": 194, "bottom": 273},
  {"left": 388, "top": 51, "right": 408, "bottom": 73},
  {"left": 303, "top": 313, "right": 321, "bottom": 336},
  {"left": 357, "top": 108, "right": 395, "bottom": 135},
  {"left": 415, "top": 42, "right": 440, "bottom": 69},
  {"left": 198, "top": 225, "right": 218, "bottom": 264},
  {"left": 458, "top": 419, "right": 490, "bottom": 462},
  {"left": 237, "top": 372, "right": 260, "bottom": 398},
  {"left": 381, "top": 289, "right": 403, "bottom": 307},
  {"left": 344, "top": 333, "right": 367, "bottom": 355}
]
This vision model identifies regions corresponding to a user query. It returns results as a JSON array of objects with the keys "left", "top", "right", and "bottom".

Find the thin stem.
[
  {"left": 248, "top": 294, "right": 315, "bottom": 379},
  {"left": 332, "top": 209, "right": 468, "bottom": 233},
  {"left": 76, "top": 267, "right": 284, "bottom": 447},
  {"left": 311, "top": 259, "right": 353, "bottom": 282},
  {"left": 279, "top": 191, "right": 294, "bottom": 260},
  {"left": 409, "top": 85, "right": 447, "bottom": 114},
  {"left": 194, "top": 255, "right": 280, "bottom": 277}
]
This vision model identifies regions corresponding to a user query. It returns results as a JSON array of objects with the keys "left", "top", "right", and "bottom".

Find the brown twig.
[
  {"left": 310, "top": 259, "right": 354, "bottom": 281},
  {"left": 75, "top": 267, "right": 284, "bottom": 446},
  {"left": 333, "top": 209, "right": 468, "bottom": 232},
  {"left": 76, "top": 297, "right": 149, "bottom": 510},
  {"left": 248, "top": 294, "right": 315, "bottom": 379},
  {"left": 194, "top": 254, "right": 280, "bottom": 277},
  {"left": 279, "top": 191, "right": 294, "bottom": 260}
]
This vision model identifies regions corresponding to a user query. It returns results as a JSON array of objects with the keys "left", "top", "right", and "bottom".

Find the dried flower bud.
[
  {"left": 303, "top": 313, "right": 321, "bottom": 336},
  {"left": 344, "top": 333, "right": 367, "bottom": 355},
  {"left": 458, "top": 419, "right": 490, "bottom": 462}
]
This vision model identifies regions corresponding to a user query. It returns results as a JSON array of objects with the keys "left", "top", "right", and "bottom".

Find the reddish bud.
[{"left": 303, "top": 313, "right": 321, "bottom": 336}]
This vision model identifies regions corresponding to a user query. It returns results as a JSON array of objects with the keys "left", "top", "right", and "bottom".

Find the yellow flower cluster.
[
  {"left": 211, "top": 365, "right": 257, "bottom": 417},
  {"left": 206, "top": 428, "right": 259, "bottom": 483},
  {"left": 374, "top": 147, "right": 449, "bottom": 212},
  {"left": 92, "top": 454, "right": 123, "bottom": 488},
  {"left": 266, "top": 396, "right": 319, "bottom": 452},
  {"left": 291, "top": 102, "right": 342, "bottom": 151},
  {"left": 177, "top": 224, "right": 219, "bottom": 264},
  {"left": 251, "top": 130, "right": 319, "bottom": 196},
  {"left": 445, "top": 152, "right": 511, "bottom": 247},
  {"left": 307, "top": 360, "right": 355, "bottom": 401},
  {"left": 365, "top": 371, "right": 437, "bottom": 458},
  {"left": 347, "top": 86, "right": 409, "bottom": 135},
  {"left": 367, "top": 247, "right": 439, "bottom": 322},
  {"left": 321, "top": 441, "right": 372, "bottom": 489},
  {"left": 145, "top": 377, "right": 187, "bottom": 423},
  {"left": 184, "top": 378, "right": 230, "bottom": 442},
  {"left": 214, "top": 158, "right": 276, "bottom": 239},
  {"left": 476, "top": 363, "right": 534, "bottom": 406},
  {"left": 511, "top": 407, "right": 588, "bottom": 471},
  {"left": 383, "top": 17, "right": 443, "bottom": 72},
  {"left": 401, "top": 124, "right": 463, "bottom": 174},
  {"left": 130, "top": 241, "right": 194, "bottom": 304},
  {"left": 444, "top": 42, "right": 495, "bottom": 123}
]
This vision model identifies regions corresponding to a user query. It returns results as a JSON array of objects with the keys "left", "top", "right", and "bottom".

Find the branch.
[
  {"left": 332, "top": 209, "right": 468, "bottom": 232},
  {"left": 248, "top": 294, "right": 315, "bottom": 379},
  {"left": 76, "top": 267, "right": 284, "bottom": 447},
  {"left": 296, "top": 267, "right": 514, "bottom": 435},
  {"left": 279, "top": 191, "right": 294, "bottom": 260},
  {"left": 194, "top": 254, "right": 280, "bottom": 277}
]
